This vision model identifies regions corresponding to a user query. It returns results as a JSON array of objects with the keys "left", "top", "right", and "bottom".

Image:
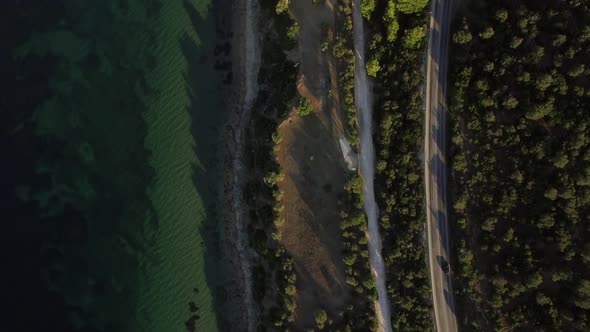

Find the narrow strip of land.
[
  {"left": 424, "top": 0, "right": 458, "bottom": 331},
  {"left": 231, "top": 0, "right": 261, "bottom": 330},
  {"left": 351, "top": 1, "right": 392, "bottom": 331}
]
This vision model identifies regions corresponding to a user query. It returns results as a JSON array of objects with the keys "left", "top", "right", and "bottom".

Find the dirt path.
[{"left": 351, "top": 0, "right": 392, "bottom": 331}]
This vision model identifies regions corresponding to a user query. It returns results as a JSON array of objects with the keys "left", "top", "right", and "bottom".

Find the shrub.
[
  {"left": 314, "top": 310, "right": 328, "bottom": 329},
  {"left": 361, "top": 0, "right": 375, "bottom": 18},
  {"left": 403, "top": 25, "right": 427, "bottom": 48},
  {"left": 296, "top": 96, "right": 313, "bottom": 116},
  {"left": 276, "top": 0, "right": 289, "bottom": 14},
  {"left": 397, "top": 0, "right": 428, "bottom": 14},
  {"left": 287, "top": 22, "right": 299, "bottom": 41},
  {"left": 366, "top": 58, "right": 381, "bottom": 77}
]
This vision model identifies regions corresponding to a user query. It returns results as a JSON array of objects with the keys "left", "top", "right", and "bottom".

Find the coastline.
[{"left": 218, "top": 0, "right": 261, "bottom": 330}]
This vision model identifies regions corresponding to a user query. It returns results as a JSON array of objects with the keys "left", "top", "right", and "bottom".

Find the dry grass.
[{"left": 273, "top": 0, "right": 353, "bottom": 329}]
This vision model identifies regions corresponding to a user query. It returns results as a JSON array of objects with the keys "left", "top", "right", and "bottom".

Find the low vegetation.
[{"left": 247, "top": 0, "right": 379, "bottom": 330}]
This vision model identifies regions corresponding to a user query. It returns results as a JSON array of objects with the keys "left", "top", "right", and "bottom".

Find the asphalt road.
[{"left": 424, "top": 0, "right": 458, "bottom": 331}]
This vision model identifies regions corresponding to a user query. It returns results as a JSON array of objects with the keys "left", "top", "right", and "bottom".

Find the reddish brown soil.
[{"left": 274, "top": 0, "right": 352, "bottom": 329}]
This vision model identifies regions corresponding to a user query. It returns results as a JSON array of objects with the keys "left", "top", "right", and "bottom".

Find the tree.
[
  {"left": 579, "top": 25, "right": 590, "bottom": 42},
  {"left": 552, "top": 152, "right": 569, "bottom": 169},
  {"left": 510, "top": 36, "right": 524, "bottom": 49},
  {"left": 366, "top": 58, "right": 381, "bottom": 77},
  {"left": 537, "top": 214, "right": 555, "bottom": 229},
  {"left": 287, "top": 21, "right": 299, "bottom": 41},
  {"left": 479, "top": 27, "right": 495, "bottom": 39},
  {"left": 361, "top": 0, "right": 375, "bottom": 18},
  {"left": 276, "top": 0, "right": 289, "bottom": 14},
  {"left": 397, "top": 0, "right": 429, "bottom": 14},
  {"left": 535, "top": 73, "right": 553, "bottom": 91},
  {"left": 544, "top": 188, "right": 559, "bottom": 200},
  {"left": 536, "top": 292, "right": 551, "bottom": 306},
  {"left": 285, "top": 284, "right": 296, "bottom": 296},
  {"left": 552, "top": 34, "right": 567, "bottom": 47},
  {"left": 385, "top": 1, "right": 399, "bottom": 42},
  {"left": 297, "top": 96, "right": 313, "bottom": 116},
  {"left": 496, "top": 9, "right": 508, "bottom": 23},
  {"left": 453, "top": 29, "right": 472, "bottom": 45},
  {"left": 526, "top": 97, "right": 554, "bottom": 120},
  {"left": 575, "top": 280, "right": 590, "bottom": 309},
  {"left": 567, "top": 64, "right": 586, "bottom": 77},
  {"left": 481, "top": 217, "right": 497, "bottom": 232},
  {"left": 454, "top": 194, "right": 467, "bottom": 212},
  {"left": 446, "top": 1, "right": 590, "bottom": 329},
  {"left": 315, "top": 310, "right": 328, "bottom": 329},
  {"left": 529, "top": 46, "right": 545, "bottom": 64},
  {"left": 527, "top": 272, "right": 543, "bottom": 289},
  {"left": 502, "top": 96, "right": 519, "bottom": 109},
  {"left": 582, "top": 245, "right": 590, "bottom": 264},
  {"left": 403, "top": 26, "right": 427, "bottom": 49},
  {"left": 452, "top": 153, "right": 468, "bottom": 173}
]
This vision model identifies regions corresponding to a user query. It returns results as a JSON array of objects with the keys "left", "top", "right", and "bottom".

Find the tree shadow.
[
  {"left": 427, "top": 0, "right": 457, "bottom": 325},
  {"left": 429, "top": 154, "right": 449, "bottom": 258},
  {"left": 444, "top": 288, "right": 456, "bottom": 315}
]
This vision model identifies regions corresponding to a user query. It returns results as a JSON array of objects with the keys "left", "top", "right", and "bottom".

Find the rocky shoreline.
[{"left": 217, "top": 0, "right": 261, "bottom": 331}]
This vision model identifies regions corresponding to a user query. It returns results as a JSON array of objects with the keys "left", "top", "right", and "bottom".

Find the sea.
[{"left": 139, "top": 0, "right": 233, "bottom": 331}]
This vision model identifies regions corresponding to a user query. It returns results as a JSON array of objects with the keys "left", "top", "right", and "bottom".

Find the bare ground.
[
  {"left": 220, "top": 0, "right": 261, "bottom": 330},
  {"left": 275, "top": 0, "right": 352, "bottom": 329}
]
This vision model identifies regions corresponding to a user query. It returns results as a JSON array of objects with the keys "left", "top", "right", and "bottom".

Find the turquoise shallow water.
[
  {"left": 139, "top": 0, "right": 230, "bottom": 330},
  {"left": 16, "top": 0, "right": 231, "bottom": 329}
]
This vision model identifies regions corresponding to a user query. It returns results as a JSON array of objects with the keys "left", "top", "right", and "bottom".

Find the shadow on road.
[
  {"left": 429, "top": 153, "right": 447, "bottom": 204},
  {"left": 429, "top": 207, "right": 449, "bottom": 257},
  {"left": 444, "top": 289, "right": 456, "bottom": 314},
  {"left": 426, "top": 0, "right": 457, "bottom": 331}
]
